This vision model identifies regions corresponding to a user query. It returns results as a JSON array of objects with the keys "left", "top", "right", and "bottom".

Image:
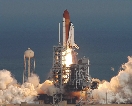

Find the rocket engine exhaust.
[{"left": 1, "top": 9, "right": 132, "bottom": 105}]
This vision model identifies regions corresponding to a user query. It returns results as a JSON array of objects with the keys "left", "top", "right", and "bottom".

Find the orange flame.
[{"left": 63, "top": 48, "right": 72, "bottom": 83}]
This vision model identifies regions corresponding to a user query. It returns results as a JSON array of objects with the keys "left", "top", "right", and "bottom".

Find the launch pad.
[{"left": 37, "top": 10, "right": 98, "bottom": 105}]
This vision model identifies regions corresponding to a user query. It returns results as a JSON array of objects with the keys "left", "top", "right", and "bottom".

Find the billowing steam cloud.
[
  {"left": 0, "top": 70, "right": 38, "bottom": 104},
  {"left": 0, "top": 70, "right": 59, "bottom": 104},
  {"left": 1, "top": 56, "right": 132, "bottom": 104},
  {"left": 40, "top": 80, "right": 60, "bottom": 96},
  {"left": 28, "top": 73, "right": 40, "bottom": 88},
  {"left": 92, "top": 56, "right": 132, "bottom": 104}
]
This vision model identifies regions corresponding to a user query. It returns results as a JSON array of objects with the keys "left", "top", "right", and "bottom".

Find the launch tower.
[
  {"left": 38, "top": 10, "right": 98, "bottom": 105},
  {"left": 52, "top": 44, "right": 66, "bottom": 102},
  {"left": 50, "top": 10, "right": 95, "bottom": 105}
]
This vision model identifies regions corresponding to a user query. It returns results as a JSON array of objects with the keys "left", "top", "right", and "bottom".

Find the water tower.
[{"left": 23, "top": 48, "right": 35, "bottom": 83}]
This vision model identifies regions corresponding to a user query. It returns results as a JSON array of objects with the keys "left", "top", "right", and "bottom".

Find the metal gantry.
[{"left": 52, "top": 44, "right": 66, "bottom": 103}]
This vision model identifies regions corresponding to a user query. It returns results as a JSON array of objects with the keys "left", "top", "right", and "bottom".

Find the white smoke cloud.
[
  {"left": 2, "top": 55, "right": 132, "bottom": 104},
  {"left": 0, "top": 70, "right": 37, "bottom": 104},
  {"left": 92, "top": 56, "right": 132, "bottom": 104},
  {"left": 40, "top": 80, "right": 59, "bottom": 96},
  {"left": 27, "top": 73, "right": 40, "bottom": 88},
  {"left": 0, "top": 69, "right": 60, "bottom": 104},
  {"left": 0, "top": 70, "right": 17, "bottom": 90}
]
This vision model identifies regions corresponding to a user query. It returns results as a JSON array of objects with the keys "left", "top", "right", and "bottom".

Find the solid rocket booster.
[
  {"left": 63, "top": 10, "right": 79, "bottom": 49},
  {"left": 63, "top": 10, "right": 70, "bottom": 47}
]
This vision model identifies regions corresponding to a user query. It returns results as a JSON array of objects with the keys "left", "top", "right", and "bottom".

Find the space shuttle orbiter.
[{"left": 63, "top": 10, "right": 79, "bottom": 49}]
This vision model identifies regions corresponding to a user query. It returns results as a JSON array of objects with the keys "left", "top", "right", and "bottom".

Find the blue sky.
[
  {"left": 0, "top": 1, "right": 132, "bottom": 82},
  {"left": 0, "top": 1, "right": 132, "bottom": 32}
]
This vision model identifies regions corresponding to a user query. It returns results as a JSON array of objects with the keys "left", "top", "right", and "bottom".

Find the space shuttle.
[{"left": 63, "top": 10, "right": 79, "bottom": 49}]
